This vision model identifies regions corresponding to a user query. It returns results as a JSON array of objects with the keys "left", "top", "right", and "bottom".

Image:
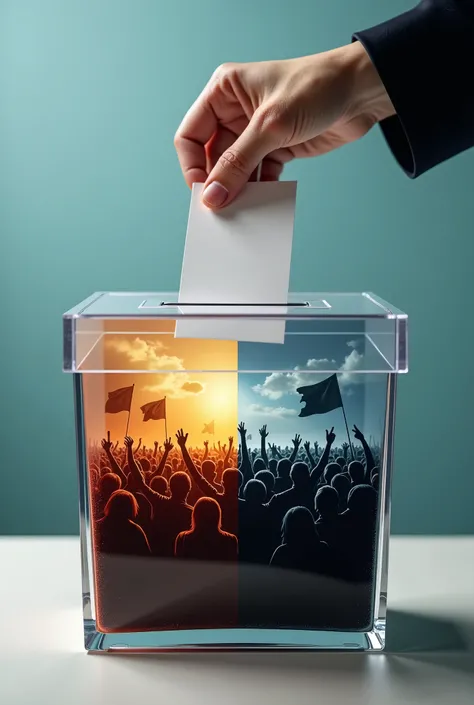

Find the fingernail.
[{"left": 202, "top": 181, "right": 228, "bottom": 208}]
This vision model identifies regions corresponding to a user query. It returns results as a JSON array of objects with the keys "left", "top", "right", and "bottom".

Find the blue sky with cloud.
[{"left": 238, "top": 334, "right": 388, "bottom": 449}]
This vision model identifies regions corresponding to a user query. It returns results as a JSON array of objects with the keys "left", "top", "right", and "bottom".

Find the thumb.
[{"left": 201, "top": 116, "right": 277, "bottom": 209}]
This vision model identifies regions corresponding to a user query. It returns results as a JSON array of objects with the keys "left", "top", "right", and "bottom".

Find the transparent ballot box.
[{"left": 63, "top": 292, "right": 408, "bottom": 652}]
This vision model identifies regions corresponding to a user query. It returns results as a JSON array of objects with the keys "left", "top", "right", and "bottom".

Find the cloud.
[
  {"left": 106, "top": 337, "right": 183, "bottom": 369},
  {"left": 248, "top": 404, "right": 297, "bottom": 418},
  {"left": 339, "top": 349, "right": 364, "bottom": 385},
  {"left": 347, "top": 340, "right": 358, "bottom": 348},
  {"left": 106, "top": 337, "right": 205, "bottom": 399},
  {"left": 180, "top": 381, "right": 204, "bottom": 394},
  {"left": 252, "top": 372, "right": 298, "bottom": 400},
  {"left": 252, "top": 351, "right": 365, "bottom": 400},
  {"left": 252, "top": 358, "right": 336, "bottom": 400},
  {"left": 143, "top": 374, "right": 205, "bottom": 399},
  {"left": 304, "top": 358, "right": 337, "bottom": 370}
]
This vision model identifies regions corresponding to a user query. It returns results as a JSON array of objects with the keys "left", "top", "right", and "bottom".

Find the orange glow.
[{"left": 82, "top": 330, "right": 238, "bottom": 448}]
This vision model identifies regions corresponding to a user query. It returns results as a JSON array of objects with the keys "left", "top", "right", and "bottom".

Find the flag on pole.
[
  {"left": 105, "top": 385, "right": 134, "bottom": 414},
  {"left": 140, "top": 398, "right": 166, "bottom": 422},
  {"left": 202, "top": 421, "right": 215, "bottom": 434},
  {"left": 296, "top": 374, "right": 343, "bottom": 418},
  {"left": 247, "top": 433, "right": 253, "bottom": 441}
]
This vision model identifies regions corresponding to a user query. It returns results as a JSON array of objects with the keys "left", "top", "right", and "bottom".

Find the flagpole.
[
  {"left": 164, "top": 396, "right": 168, "bottom": 440},
  {"left": 125, "top": 384, "right": 134, "bottom": 437},
  {"left": 340, "top": 402, "right": 355, "bottom": 461}
]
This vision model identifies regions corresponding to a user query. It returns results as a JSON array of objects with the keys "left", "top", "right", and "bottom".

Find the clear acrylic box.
[{"left": 63, "top": 292, "right": 408, "bottom": 652}]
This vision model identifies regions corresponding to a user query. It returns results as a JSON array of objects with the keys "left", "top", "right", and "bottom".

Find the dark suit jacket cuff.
[{"left": 353, "top": 1, "right": 474, "bottom": 177}]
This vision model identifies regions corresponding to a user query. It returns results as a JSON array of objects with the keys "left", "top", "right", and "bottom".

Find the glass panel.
[
  {"left": 70, "top": 318, "right": 402, "bottom": 373},
  {"left": 77, "top": 339, "right": 388, "bottom": 640}
]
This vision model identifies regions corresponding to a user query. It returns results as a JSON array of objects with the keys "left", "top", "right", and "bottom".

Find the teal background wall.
[{"left": 1, "top": 0, "right": 473, "bottom": 535}]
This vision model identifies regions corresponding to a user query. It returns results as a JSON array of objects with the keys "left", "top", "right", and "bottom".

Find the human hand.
[
  {"left": 228, "top": 436, "right": 233, "bottom": 445},
  {"left": 204, "top": 440, "right": 209, "bottom": 449},
  {"left": 176, "top": 429, "right": 188, "bottom": 448},
  {"left": 326, "top": 427, "right": 336, "bottom": 446},
  {"left": 163, "top": 437, "right": 174, "bottom": 453},
  {"left": 303, "top": 441, "right": 311, "bottom": 454},
  {"left": 352, "top": 425, "right": 365, "bottom": 442},
  {"left": 101, "top": 432, "right": 112, "bottom": 453},
  {"left": 124, "top": 436, "right": 134, "bottom": 449},
  {"left": 259, "top": 425, "right": 269, "bottom": 439},
  {"left": 175, "top": 42, "right": 394, "bottom": 209},
  {"left": 292, "top": 434, "right": 302, "bottom": 450},
  {"left": 238, "top": 422, "right": 246, "bottom": 437}
]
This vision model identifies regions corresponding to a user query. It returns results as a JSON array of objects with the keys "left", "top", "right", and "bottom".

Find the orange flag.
[
  {"left": 141, "top": 398, "right": 166, "bottom": 422},
  {"left": 105, "top": 386, "right": 134, "bottom": 414}
]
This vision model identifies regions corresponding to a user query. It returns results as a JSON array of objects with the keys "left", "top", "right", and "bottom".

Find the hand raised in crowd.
[
  {"left": 292, "top": 434, "right": 302, "bottom": 451},
  {"left": 101, "top": 436, "right": 112, "bottom": 453},
  {"left": 176, "top": 429, "right": 189, "bottom": 448},
  {"left": 163, "top": 437, "right": 174, "bottom": 453}
]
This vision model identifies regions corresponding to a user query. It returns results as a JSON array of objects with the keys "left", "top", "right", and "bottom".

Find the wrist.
[{"left": 340, "top": 41, "right": 395, "bottom": 122}]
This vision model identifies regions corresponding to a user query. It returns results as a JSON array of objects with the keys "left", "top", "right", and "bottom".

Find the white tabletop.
[{"left": 1, "top": 537, "right": 473, "bottom": 704}]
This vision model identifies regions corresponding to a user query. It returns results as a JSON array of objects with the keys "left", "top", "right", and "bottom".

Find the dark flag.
[
  {"left": 105, "top": 385, "right": 134, "bottom": 414},
  {"left": 296, "top": 374, "right": 342, "bottom": 418},
  {"left": 140, "top": 398, "right": 166, "bottom": 422},
  {"left": 202, "top": 421, "right": 215, "bottom": 434}
]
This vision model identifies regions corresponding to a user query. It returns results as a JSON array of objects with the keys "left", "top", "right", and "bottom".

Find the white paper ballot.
[{"left": 175, "top": 181, "right": 297, "bottom": 344}]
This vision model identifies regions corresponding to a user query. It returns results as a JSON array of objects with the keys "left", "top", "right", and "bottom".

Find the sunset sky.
[
  {"left": 81, "top": 324, "right": 388, "bottom": 452},
  {"left": 82, "top": 331, "right": 238, "bottom": 448}
]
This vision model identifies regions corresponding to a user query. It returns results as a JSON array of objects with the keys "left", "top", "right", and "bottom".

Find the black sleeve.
[{"left": 353, "top": 0, "right": 474, "bottom": 177}]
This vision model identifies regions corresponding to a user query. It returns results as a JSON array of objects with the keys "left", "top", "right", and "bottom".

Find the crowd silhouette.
[{"left": 88, "top": 421, "right": 381, "bottom": 632}]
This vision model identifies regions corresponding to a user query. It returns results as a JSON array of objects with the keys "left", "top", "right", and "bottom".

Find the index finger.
[{"left": 174, "top": 90, "right": 218, "bottom": 188}]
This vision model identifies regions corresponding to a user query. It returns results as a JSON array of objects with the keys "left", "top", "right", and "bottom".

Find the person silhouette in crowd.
[
  {"left": 253, "top": 457, "right": 267, "bottom": 474},
  {"left": 353, "top": 425, "right": 376, "bottom": 481},
  {"left": 176, "top": 429, "right": 244, "bottom": 536},
  {"left": 269, "top": 428, "right": 336, "bottom": 534},
  {"left": 323, "top": 462, "right": 342, "bottom": 486},
  {"left": 254, "top": 469, "right": 276, "bottom": 502},
  {"left": 348, "top": 460, "right": 366, "bottom": 486},
  {"left": 270, "top": 506, "right": 330, "bottom": 575},
  {"left": 201, "top": 459, "right": 222, "bottom": 490},
  {"left": 314, "top": 486, "right": 341, "bottom": 550},
  {"left": 240, "top": 479, "right": 272, "bottom": 564},
  {"left": 150, "top": 475, "right": 169, "bottom": 496},
  {"left": 273, "top": 458, "right": 292, "bottom": 494},
  {"left": 96, "top": 489, "right": 151, "bottom": 557},
  {"left": 339, "top": 484, "right": 378, "bottom": 581},
  {"left": 331, "top": 473, "right": 351, "bottom": 512},
  {"left": 96, "top": 472, "right": 122, "bottom": 517},
  {"left": 175, "top": 497, "right": 238, "bottom": 562},
  {"left": 123, "top": 436, "right": 192, "bottom": 557},
  {"left": 268, "top": 458, "right": 278, "bottom": 477}
]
